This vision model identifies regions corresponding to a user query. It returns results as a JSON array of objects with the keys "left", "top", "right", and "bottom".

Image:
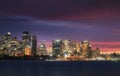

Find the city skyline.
[
  {"left": 0, "top": 0, "right": 120, "bottom": 52},
  {"left": 0, "top": 31, "right": 120, "bottom": 53}
]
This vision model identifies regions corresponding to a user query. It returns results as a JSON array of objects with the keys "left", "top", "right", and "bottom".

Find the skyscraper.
[
  {"left": 52, "top": 39, "right": 62, "bottom": 57},
  {"left": 22, "top": 31, "right": 31, "bottom": 46},
  {"left": 62, "top": 40, "right": 72, "bottom": 53},
  {"left": 81, "top": 40, "right": 92, "bottom": 58},
  {"left": 6, "top": 32, "right": 12, "bottom": 40},
  {"left": 31, "top": 35, "right": 37, "bottom": 56},
  {"left": 71, "top": 41, "right": 78, "bottom": 55},
  {"left": 37, "top": 42, "right": 47, "bottom": 56}
]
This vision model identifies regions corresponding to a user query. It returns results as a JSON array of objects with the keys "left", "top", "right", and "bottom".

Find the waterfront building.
[
  {"left": 52, "top": 39, "right": 62, "bottom": 57},
  {"left": 62, "top": 40, "right": 72, "bottom": 53},
  {"left": 31, "top": 35, "right": 37, "bottom": 56},
  {"left": 5, "top": 32, "right": 12, "bottom": 40},
  {"left": 22, "top": 31, "right": 31, "bottom": 46},
  {"left": 0, "top": 32, "right": 22, "bottom": 56},
  {"left": 25, "top": 45, "right": 31, "bottom": 56},
  {"left": 80, "top": 40, "right": 92, "bottom": 58},
  {"left": 71, "top": 41, "right": 77, "bottom": 54},
  {"left": 37, "top": 42, "right": 47, "bottom": 56}
]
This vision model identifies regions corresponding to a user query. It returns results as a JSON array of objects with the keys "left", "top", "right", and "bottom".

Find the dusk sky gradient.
[{"left": 0, "top": 0, "right": 120, "bottom": 52}]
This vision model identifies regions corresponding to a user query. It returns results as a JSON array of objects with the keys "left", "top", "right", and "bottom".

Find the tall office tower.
[
  {"left": 52, "top": 39, "right": 62, "bottom": 57},
  {"left": 8, "top": 39, "right": 20, "bottom": 56},
  {"left": 80, "top": 40, "right": 92, "bottom": 58},
  {"left": 71, "top": 41, "right": 78, "bottom": 54},
  {"left": 5, "top": 32, "right": 12, "bottom": 40},
  {"left": 2, "top": 32, "right": 13, "bottom": 55},
  {"left": 22, "top": 31, "right": 31, "bottom": 46},
  {"left": 62, "top": 40, "right": 72, "bottom": 53},
  {"left": 31, "top": 35, "right": 37, "bottom": 56},
  {"left": 0, "top": 32, "right": 11, "bottom": 45},
  {"left": 38, "top": 42, "right": 47, "bottom": 56}
]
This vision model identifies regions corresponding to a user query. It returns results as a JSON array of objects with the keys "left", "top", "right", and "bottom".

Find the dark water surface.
[{"left": 0, "top": 61, "right": 120, "bottom": 76}]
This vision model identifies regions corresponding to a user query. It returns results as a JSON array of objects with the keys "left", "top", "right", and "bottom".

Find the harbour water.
[{"left": 0, "top": 61, "right": 120, "bottom": 76}]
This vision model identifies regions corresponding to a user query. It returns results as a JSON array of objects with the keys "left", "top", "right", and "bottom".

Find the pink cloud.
[{"left": 54, "top": 8, "right": 120, "bottom": 20}]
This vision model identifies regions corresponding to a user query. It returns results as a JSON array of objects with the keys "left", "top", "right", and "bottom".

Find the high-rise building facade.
[
  {"left": 62, "top": 40, "right": 72, "bottom": 53},
  {"left": 31, "top": 35, "right": 37, "bottom": 56},
  {"left": 52, "top": 39, "right": 62, "bottom": 57},
  {"left": 80, "top": 40, "right": 92, "bottom": 58},
  {"left": 22, "top": 31, "right": 31, "bottom": 46},
  {"left": 71, "top": 41, "right": 78, "bottom": 55},
  {"left": 0, "top": 32, "right": 22, "bottom": 56},
  {"left": 5, "top": 32, "right": 12, "bottom": 40},
  {"left": 37, "top": 42, "right": 47, "bottom": 56}
]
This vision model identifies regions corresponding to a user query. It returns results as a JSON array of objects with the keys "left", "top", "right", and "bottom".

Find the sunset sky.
[{"left": 0, "top": 0, "right": 120, "bottom": 52}]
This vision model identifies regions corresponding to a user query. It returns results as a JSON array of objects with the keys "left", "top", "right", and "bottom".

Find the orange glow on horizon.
[
  {"left": 38, "top": 41, "right": 120, "bottom": 53},
  {"left": 91, "top": 42, "right": 120, "bottom": 53}
]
